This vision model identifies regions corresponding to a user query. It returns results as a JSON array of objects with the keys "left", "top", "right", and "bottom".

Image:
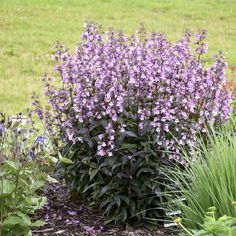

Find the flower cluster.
[
  {"left": 0, "top": 113, "right": 49, "bottom": 162},
  {"left": 33, "top": 23, "right": 232, "bottom": 162}
]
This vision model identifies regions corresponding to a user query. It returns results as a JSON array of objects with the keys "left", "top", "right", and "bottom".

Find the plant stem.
[{"left": 179, "top": 223, "right": 193, "bottom": 236}]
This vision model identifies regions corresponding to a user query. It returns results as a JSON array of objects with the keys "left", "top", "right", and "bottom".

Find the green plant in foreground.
[
  {"left": 175, "top": 205, "right": 236, "bottom": 236},
  {"left": 0, "top": 113, "right": 55, "bottom": 236},
  {"left": 0, "top": 160, "right": 46, "bottom": 236},
  {"left": 164, "top": 122, "right": 236, "bottom": 230}
]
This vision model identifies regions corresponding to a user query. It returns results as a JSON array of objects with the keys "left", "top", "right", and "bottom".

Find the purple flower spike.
[{"left": 32, "top": 23, "right": 232, "bottom": 163}]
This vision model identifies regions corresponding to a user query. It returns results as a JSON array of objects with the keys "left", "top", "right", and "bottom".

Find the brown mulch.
[{"left": 32, "top": 184, "right": 178, "bottom": 236}]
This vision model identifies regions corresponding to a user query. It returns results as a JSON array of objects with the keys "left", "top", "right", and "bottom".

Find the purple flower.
[
  {"left": 32, "top": 23, "right": 232, "bottom": 163},
  {"left": 0, "top": 123, "right": 5, "bottom": 136},
  {"left": 35, "top": 136, "right": 48, "bottom": 144},
  {"left": 65, "top": 219, "right": 80, "bottom": 224},
  {"left": 29, "top": 149, "right": 35, "bottom": 159},
  {"left": 67, "top": 210, "right": 77, "bottom": 216}
]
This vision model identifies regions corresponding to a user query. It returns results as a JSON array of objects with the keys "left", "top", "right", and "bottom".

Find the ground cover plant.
[
  {"left": 0, "top": 113, "right": 54, "bottom": 236},
  {"left": 1, "top": 0, "right": 236, "bottom": 114},
  {"left": 32, "top": 23, "right": 232, "bottom": 225},
  {"left": 164, "top": 123, "right": 236, "bottom": 232}
]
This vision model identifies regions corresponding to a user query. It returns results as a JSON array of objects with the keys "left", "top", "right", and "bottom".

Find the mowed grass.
[{"left": 0, "top": 0, "right": 236, "bottom": 114}]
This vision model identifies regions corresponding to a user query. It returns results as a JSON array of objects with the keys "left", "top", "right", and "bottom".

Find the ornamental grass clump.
[
  {"left": 33, "top": 23, "right": 232, "bottom": 223},
  {"left": 164, "top": 125, "right": 236, "bottom": 231}
]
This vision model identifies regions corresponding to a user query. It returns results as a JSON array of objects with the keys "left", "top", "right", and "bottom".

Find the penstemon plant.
[
  {"left": 32, "top": 23, "right": 232, "bottom": 223},
  {"left": 0, "top": 113, "right": 54, "bottom": 236}
]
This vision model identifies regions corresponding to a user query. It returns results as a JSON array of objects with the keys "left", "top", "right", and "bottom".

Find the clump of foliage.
[
  {"left": 165, "top": 124, "right": 236, "bottom": 230},
  {"left": 0, "top": 113, "right": 52, "bottom": 236},
  {"left": 33, "top": 23, "right": 232, "bottom": 223},
  {"left": 175, "top": 206, "right": 236, "bottom": 236}
]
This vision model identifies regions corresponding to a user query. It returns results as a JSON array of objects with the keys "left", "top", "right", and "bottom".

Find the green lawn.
[{"left": 0, "top": 0, "right": 236, "bottom": 114}]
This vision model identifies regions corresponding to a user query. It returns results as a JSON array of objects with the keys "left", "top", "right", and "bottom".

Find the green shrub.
[{"left": 165, "top": 123, "right": 236, "bottom": 230}]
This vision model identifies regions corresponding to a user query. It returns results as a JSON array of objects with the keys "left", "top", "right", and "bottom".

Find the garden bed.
[{"left": 33, "top": 184, "right": 177, "bottom": 236}]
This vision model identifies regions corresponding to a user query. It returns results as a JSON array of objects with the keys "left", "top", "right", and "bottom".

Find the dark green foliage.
[{"left": 58, "top": 114, "right": 170, "bottom": 224}]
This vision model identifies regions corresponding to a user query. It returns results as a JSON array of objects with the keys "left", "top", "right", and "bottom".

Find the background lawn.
[{"left": 0, "top": 0, "right": 236, "bottom": 114}]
